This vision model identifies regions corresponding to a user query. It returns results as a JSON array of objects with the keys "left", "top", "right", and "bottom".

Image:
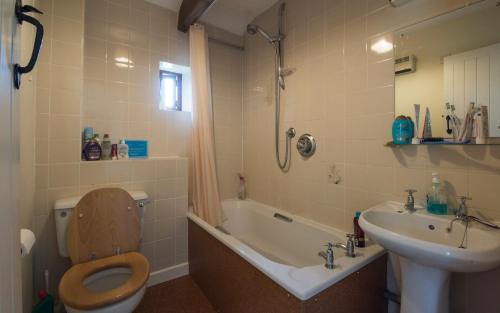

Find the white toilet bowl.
[
  {"left": 65, "top": 267, "right": 146, "bottom": 313},
  {"left": 59, "top": 252, "right": 149, "bottom": 313}
]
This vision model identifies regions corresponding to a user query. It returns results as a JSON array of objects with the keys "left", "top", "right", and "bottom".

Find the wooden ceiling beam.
[{"left": 177, "top": 0, "right": 216, "bottom": 32}]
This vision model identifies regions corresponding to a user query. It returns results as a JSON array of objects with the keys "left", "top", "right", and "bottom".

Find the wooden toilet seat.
[
  {"left": 59, "top": 189, "right": 150, "bottom": 310},
  {"left": 59, "top": 252, "right": 149, "bottom": 310}
]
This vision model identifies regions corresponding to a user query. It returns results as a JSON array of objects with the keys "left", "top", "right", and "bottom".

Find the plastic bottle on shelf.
[
  {"left": 101, "top": 134, "right": 112, "bottom": 160},
  {"left": 118, "top": 139, "right": 129, "bottom": 159}
]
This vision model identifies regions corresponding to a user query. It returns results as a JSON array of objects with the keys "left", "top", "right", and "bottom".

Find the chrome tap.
[
  {"left": 404, "top": 189, "right": 417, "bottom": 213},
  {"left": 335, "top": 234, "right": 356, "bottom": 258},
  {"left": 447, "top": 196, "right": 500, "bottom": 233},
  {"left": 447, "top": 196, "right": 472, "bottom": 233},
  {"left": 318, "top": 243, "right": 334, "bottom": 269},
  {"left": 455, "top": 196, "right": 470, "bottom": 218}
]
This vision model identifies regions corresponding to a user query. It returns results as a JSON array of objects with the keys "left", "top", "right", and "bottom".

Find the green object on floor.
[{"left": 31, "top": 293, "right": 54, "bottom": 313}]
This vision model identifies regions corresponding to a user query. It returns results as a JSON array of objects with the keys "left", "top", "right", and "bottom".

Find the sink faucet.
[
  {"left": 447, "top": 196, "right": 500, "bottom": 233},
  {"left": 318, "top": 243, "right": 334, "bottom": 269},
  {"left": 334, "top": 234, "right": 356, "bottom": 258},
  {"left": 455, "top": 196, "right": 470, "bottom": 218},
  {"left": 404, "top": 189, "right": 417, "bottom": 213}
]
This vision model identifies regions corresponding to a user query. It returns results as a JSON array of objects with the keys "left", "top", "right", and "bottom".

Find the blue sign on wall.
[{"left": 125, "top": 140, "right": 148, "bottom": 159}]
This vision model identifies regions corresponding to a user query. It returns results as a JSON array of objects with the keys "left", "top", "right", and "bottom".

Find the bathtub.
[{"left": 187, "top": 199, "right": 386, "bottom": 302}]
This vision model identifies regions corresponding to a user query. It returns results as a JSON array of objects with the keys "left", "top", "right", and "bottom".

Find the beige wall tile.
[
  {"left": 36, "top": 115, "right": 49, "bottom": 140},
  {"left": 35, "top": 165, "right": 49, "bottom": 189},
  {"left": 85, "top": 0, "right": 107, "bottom": 21},
  {"left": 79, "top": 162, "right": 107, "bottom": 185},
  {"left": 36, "top": 139, "right": 49, "bottom": 164},
  {"left": 155, "top": 179, "right": 176, "bottom": 200},
  {"left": 156, "top": 159, "right": 176, "bottom": 179},
  {"left": 131, "top": 160, "right": 156, "bottom": 181},
  {"left": 84, "top": 18, "right": 107, "bottom": 39},
  {"left": 48, "top": 139, "right": 80, "bottom": 163},
  {"left": 106, "top": 161, "right": 132, "bottom": 183},
  {"left": 36, "top": 88, "right": 50, "bottom": 114},
  {"left": 50, "top": 66, "right": 82, "bottom": 92},
  {"left": 52, "top": 17, "right": 83, "bottom": 43},
  {"left": 53, "top": 0, "right": 83, "bottom": 21},
  {"left": 49, "top": 163, "right": 78, "bottom": 188},
  {"left": 51, "top": 90, "right": 80, "bottom": 115},
  {"left": 49, "top": 116, "right": 80, "bottom": 139},
  {"left": 107, "top": 3, "right": 129, "bottom": 26},
  {"left": 84, "top": 38, "right": 106, "bottom": 59}
]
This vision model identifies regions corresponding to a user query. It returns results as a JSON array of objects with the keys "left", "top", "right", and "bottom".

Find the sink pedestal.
[{"left": 400, "top": 257, "right": 451, "bottom": 313}]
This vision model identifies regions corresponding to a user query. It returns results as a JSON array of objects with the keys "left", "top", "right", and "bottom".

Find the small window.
[{"left": 160, "top": 70, "right": 182, "bottom": 111}]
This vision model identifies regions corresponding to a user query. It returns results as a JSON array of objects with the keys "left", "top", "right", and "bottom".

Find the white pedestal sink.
[{"left": 359, "top": 202, "right": 500, "bottom": 313}]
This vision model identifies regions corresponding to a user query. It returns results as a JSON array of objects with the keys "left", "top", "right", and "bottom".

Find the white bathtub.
[{"left": 187, "top": 199, "right": 385, "bottom": 300}]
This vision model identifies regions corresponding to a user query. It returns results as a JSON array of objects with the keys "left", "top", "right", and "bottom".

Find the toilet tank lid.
[{"left": 54, "top": 191, "right": 148, "bottom": 210}]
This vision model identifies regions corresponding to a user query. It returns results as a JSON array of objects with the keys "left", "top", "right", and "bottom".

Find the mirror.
[{"left": 394, "top": 1, "right": 500, "bottom": 144}]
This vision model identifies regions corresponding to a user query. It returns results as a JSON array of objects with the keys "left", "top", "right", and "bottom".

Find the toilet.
[{"left": 54, "top": 188, "right": 150, "bottom": 313}]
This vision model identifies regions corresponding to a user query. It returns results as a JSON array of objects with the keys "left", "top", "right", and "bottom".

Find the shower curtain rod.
[{"left": 208, "top": 36, "right": 245, "bottom": 51}]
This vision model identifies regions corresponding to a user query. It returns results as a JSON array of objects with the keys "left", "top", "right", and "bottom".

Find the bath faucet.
[
  {"left": 334, "top": 234, "right": 356, "bottom": 258},
  {"left": 404, "top": 189, "right": 417, "bottom": 213},
  {"left": 318, "top": 243, "right": 335, "bottom": 269}
]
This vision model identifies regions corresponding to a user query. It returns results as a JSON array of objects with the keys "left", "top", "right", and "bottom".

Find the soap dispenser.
[{"left": 426, "top": 173, "right": 448, "bottom": 215}]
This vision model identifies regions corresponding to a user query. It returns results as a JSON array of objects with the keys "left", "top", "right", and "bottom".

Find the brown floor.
[{"left": 134, "top": 275, "right": 217, "bottom": 313}]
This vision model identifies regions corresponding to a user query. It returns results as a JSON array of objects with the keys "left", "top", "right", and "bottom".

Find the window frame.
[{"left": 159, "top": 70, "right": 183, "bottom": 111}]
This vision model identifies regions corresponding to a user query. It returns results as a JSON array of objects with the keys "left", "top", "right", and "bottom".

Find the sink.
[{"left": 359, "top": 201, "right": 500, "bottom": 313}]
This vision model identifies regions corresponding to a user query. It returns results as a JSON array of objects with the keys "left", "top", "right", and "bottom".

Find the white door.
[
  {"left": 0, "top": 0, "right": 22, "bottom": 312},
  {"left": 444, "top": 42, "right": 500, "bottom": 137}
]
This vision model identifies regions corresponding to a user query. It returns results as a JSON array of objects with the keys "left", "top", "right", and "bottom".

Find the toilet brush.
[{"left": 31, "top": 270, "right": 54, "bottom": 313}]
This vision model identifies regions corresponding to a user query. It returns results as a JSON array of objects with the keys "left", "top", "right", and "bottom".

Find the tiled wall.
[
  {"left": 83, "top": 0, "right": 191, "bottom": 157},
  {"left": 243, "top": 0, "right": 499, "bottom": 312},
  {"left": 32, "top": 0, "right": 191, "bottom": 299},
  {"left": 32, "top": 0, "right": 243, "bottom": 300},
  {"left": 82, "top": 0, "right": 243, "bottom": 199},
  {"left": 209, "top": 39, "right": 243, "bottom": 199}
]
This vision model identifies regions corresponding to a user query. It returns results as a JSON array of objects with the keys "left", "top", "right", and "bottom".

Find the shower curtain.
[{"left": 189, "top": 24, "right": 224, "bottom": 227}]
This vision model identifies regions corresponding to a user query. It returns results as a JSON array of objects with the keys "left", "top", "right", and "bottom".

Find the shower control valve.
[{"left": 297, "top": 134, "right": 316, "bottom": 158}]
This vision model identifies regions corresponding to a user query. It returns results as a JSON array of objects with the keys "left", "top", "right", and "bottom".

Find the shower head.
[{"left": 246, "top": 24, "right": 278, "bottom": 43}]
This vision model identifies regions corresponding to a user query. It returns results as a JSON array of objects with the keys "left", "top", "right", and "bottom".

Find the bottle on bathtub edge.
[
  {"left": 237, "top": 173, "right": 246, "bottom": 200},
  {"left": 353, "top": 211, "right": 365, "bottom": 248}
]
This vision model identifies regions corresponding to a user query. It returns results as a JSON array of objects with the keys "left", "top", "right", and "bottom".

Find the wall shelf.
[{"left": 385, "top": 141, "right": 500, "bottom": 147}]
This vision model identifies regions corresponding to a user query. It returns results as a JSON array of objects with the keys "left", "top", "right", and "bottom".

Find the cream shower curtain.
[{"left": 189, "top": 24, "right": 224, "bottom": 226}]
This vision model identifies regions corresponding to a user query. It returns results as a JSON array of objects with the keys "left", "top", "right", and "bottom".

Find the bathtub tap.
[
  {"left": 334, "top": 234, "right": 356, "bottom": 258},
  {"left": 318, "top": 243, "right": 335, "bottom": 269}
]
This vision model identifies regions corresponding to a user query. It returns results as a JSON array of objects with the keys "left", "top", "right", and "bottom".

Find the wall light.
[{"left": 370, "top": 39, "right": 393, "bottom": 54}]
